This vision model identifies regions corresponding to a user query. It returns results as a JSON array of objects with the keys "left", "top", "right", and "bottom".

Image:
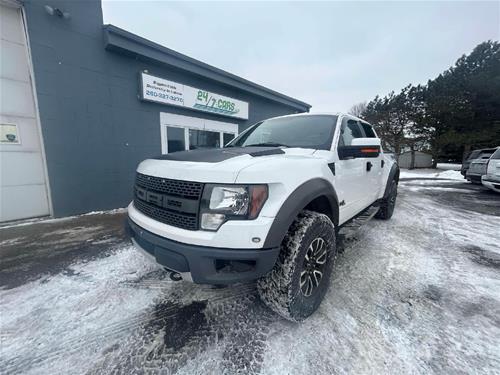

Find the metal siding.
[
  {"left": 398, "top": 151, "right": 433, "bottom": 168},
  {"left": 22, "top": 0, "right": 302, "bottom": 217},
  {"left": 415, "top": 152, "right": 433, "bottom": 168}
]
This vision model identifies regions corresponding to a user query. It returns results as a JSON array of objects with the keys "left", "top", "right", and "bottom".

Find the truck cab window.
[
  {"left": 361, "top": 122, "right": 376, "bottom": 138},
  {"left": 339, "top": 119, "right": 363, "bottom": 146}
]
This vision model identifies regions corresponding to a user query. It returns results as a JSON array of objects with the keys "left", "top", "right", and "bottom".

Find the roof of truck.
[{"left": 268, "top": 112, "right": 370, "bottom": 123}]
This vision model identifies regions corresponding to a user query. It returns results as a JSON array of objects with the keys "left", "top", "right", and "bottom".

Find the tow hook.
[{"left": 166, "top": 269, "right": 182, "bottom": 281}]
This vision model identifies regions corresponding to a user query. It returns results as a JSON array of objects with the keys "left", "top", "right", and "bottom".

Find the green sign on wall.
[{"left": 140, "top": 73, "right": 249, "bottom": 120}]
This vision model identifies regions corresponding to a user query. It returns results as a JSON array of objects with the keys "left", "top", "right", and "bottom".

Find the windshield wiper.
[{"left": 244, "top": 142, "right": 289, "bottom": 148}]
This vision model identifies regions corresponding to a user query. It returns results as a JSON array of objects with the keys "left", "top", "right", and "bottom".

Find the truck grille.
[
  {"left": 133, "top": 173, "right": 203, "bottom": 230},
  {"left": 135, "top": 173, "right": 203, "bottom": 199}
]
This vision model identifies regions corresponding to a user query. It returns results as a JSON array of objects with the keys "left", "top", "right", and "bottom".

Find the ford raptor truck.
[{"left": 125, "top": 113, "right": 399, "bottom": 321}]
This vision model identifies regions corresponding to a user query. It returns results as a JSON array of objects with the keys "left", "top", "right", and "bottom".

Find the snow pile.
[
  {"left": 437, "top": 169, "right": 465, "bottom": 180},
  {"left": 436, "top": 163, "right": 461, "bottom": 171},
  {"left": 0, "top": 207, "right": 127, "bottom": 230},
  {"left": 400, "top": 168, "right": 463, "bottom": 180}
]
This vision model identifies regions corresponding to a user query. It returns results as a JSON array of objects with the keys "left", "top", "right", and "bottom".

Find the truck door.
[
  {"left": 335, "top": 117, "right": 368, "bottom": 222},
  {"left": 359, "top": 121, "right": 383, "bottom": 203}
]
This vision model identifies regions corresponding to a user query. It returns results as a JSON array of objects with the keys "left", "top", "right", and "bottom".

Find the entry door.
[
  {"left": 336, "top": 117, "right": 372, "bottom": 222},
  {"left": 160, "top": 113, "right": 238, "bottom": 154},
  {"left": 0, "top": 3, "right": 50, "bottom": 222},
  {"left": 358, "top": 121, "right": 383, "bottom": 204}
]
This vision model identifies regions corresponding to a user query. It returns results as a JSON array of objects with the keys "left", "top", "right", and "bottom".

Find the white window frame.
[{"left": 160, "top": 113, "right": 238, "bottom": 154}]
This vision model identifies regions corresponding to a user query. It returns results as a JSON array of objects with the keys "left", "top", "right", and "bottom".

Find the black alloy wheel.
[{"left": 300, "top": 237, "right": 328, "bottom": 297}]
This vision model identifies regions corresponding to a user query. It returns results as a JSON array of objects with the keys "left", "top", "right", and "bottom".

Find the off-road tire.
[
  {"left": 257, "top": 210, "right": 336, "bottom": 322},
  {"left": 376, "top": 179, "right": 397, "bottom": 220}
]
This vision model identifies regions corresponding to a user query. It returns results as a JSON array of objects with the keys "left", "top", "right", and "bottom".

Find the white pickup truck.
[{"left": 126, "top": 113, "right": 399, "bottom": 321}]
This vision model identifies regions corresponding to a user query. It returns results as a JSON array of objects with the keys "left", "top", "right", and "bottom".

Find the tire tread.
[{"left": 257, "top": 210, "right": 335, "bottom": 321}]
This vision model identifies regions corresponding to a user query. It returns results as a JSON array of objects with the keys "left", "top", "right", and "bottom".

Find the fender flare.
[
  {"left": 383, "top": 163, "right": 400, "bottom": 199},
  {"left": 263, "top": 178, "right": 339, "bottom": 248}
]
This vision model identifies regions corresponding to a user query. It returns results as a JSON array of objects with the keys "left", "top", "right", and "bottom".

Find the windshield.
[
  {"left": 467, "top": 149, "right": 495, "bottom": 161},
  {"left": 466, "top": 150, "right": 480, "bottom": 161},
  {"left": 227, "top": 115, "right": 338, "bottom": 150},
  {"left": 478, "top": 152, "right": 493, "bottom": 159},
  {"left": 491, "top": 148, "right": 500, "bottom": 160}
]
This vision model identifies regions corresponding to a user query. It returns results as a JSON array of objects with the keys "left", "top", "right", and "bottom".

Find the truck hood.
[{"left": 137, "top": 147, "right": 317, "bottom": 183}]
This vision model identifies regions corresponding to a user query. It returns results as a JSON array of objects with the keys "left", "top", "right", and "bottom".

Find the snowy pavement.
[{"left": 1, "top": 170, "right": 499, "bottom": 374}]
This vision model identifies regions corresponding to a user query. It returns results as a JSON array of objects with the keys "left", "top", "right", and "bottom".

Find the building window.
[
  {"left": 189, "top": 129, "right": 220, "bottom": 150},
  {"left": 166, "top": 126, "right": 186, "bottom": 153},
  {"left": 223, "top": 132, "right": 235, "bottom": 146}
]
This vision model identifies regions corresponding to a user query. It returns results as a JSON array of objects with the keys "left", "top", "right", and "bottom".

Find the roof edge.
[{"left": 103, "top": 24, "right": 311, "bottom": 112}]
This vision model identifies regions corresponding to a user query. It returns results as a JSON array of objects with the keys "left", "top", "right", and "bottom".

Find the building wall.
[
  {"left": 398, "top": 151, "right": 433, "bottom": 168},
  {"left": 23, "top": 0, "right": 303, "bottom": 217}
]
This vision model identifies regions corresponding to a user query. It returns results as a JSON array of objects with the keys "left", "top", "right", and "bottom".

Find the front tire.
[{"left": 257, "top": 210, "right": 336, "bottom": 322}]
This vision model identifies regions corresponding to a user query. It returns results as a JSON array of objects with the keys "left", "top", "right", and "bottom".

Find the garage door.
[{"left": 0, "top": 3, "right": 50, "bottom": 222}]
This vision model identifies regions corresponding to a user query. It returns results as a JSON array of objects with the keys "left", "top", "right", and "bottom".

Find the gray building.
[
  {"left": 0, "top": 0, "right": 310, "bottom": 222},
  {"left": 398, "top": 151, "right": 433, "bottom": 169}
]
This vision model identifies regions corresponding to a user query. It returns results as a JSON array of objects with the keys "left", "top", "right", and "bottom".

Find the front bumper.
[
  {"left": 126, "top": 217, "right": 280, "bottom": 284},
  {"left": 466, "top": 172, "right": 483, "bottom": 182},
  {"left": 127, "top": 202, "right": 276, "bottom": 249}
]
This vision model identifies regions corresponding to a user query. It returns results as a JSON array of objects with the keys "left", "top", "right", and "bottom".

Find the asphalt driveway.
[{"left": 1, "top": 173, "right": 499, "bottom": 374}]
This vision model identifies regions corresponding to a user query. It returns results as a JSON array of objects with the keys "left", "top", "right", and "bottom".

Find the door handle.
[{"left": 366, "top": 161, "right": 373, "bottom": 172}]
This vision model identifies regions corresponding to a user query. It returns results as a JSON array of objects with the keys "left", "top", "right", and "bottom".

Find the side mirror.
[{"left": 338, "top": 138, "right": 381, "bottom": 160}]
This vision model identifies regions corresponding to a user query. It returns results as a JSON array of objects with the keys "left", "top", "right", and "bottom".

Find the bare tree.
[{"left": 348, "top": 101, "right": 367, "bottom": 118}]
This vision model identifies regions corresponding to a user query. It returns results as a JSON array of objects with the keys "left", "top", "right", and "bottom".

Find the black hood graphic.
[{"left": 153, "top": 147, "right": 285, "bottom": 163}]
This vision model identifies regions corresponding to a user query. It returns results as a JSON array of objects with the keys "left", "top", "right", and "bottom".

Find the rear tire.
[
  {"left": 257, "top": 210, "right": 336, "bottom": 322},
  {"left": 376, "top": 179, "right": 397, "bottom": 220}
]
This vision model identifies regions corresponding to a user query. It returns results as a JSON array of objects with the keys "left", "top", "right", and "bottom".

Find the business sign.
[
  {"left": 140, "top": 72, "right": 249, "bottom": 120},
  {"left": 0, "top": 124, "right": 20, "bottom": 144}
]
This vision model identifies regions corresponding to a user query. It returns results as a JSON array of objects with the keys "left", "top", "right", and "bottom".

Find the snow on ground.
[
  {"left": 436, "top": 163, "right": 461, "bottom": 171},
  {"left": 400, "top": 168, "right": 464, "bottom": 180},
  {"left": 1, "top": 176, "right": 499, "bottom": 374},
  {"left": 259, "top": 179, "right": 500, "bottom": 374},
  {"left": 0, "top": 247, "right": 165, "bottom": 374}
]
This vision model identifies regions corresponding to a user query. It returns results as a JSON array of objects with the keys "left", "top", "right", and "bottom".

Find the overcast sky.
[{"left": 102, "top": 1, "right": 500, "bottom": 112}]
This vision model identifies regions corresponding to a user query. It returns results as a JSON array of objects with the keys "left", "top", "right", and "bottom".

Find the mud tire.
[{"left": 257, "top": 210, "right": 336, "bottom": 322}]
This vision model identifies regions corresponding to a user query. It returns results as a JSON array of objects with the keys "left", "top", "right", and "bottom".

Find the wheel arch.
[
  {"left": 263, "top": 178, "right": 339, "bottom": 248},
  {"left": 383, "top": 163, "right": 400, "bottom": 199}
]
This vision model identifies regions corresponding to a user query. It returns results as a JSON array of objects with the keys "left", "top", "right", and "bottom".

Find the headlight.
[
  {"left": 209, "top": 186, "right": 249, "bottom": 214},
  {"left": 200, "top": 184, "right": 268, "bottom": 231}
]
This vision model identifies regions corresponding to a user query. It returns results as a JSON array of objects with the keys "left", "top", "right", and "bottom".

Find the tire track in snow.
[
  {"left": 90, "top": 291, "right": 276, "bottom": 375},
  {"left": 1, "top": 282, "right": 258, "bottom": 374}
]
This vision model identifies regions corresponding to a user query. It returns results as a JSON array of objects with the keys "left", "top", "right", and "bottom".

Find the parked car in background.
[
  {"left": 467, "top": 158, "right": 490, "bottom": 184},
  {"left": 461, "top": 148, "right": 496, "bottom": 178},
  {"left": 482, "top": 147, "right": 500, "bottom": 193}
]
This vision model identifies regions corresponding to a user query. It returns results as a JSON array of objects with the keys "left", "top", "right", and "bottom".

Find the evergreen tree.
[{"left": 360, "top": 40, "right": 500, "bottom": 164}]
